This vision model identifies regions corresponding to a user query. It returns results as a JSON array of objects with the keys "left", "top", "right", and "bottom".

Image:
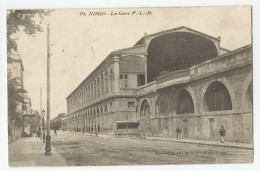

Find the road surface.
[{"left": 51, "top": 131, "right": 253, "bottom": 166}]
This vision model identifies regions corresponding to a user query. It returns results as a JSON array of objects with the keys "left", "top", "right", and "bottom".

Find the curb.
[{"left": 146, "top": 137, "right": 253, "bottom": 150}]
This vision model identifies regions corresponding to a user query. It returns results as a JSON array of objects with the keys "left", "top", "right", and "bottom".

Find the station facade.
[{"left": 65, "top": 26, "right": 253, "bottom": 143}]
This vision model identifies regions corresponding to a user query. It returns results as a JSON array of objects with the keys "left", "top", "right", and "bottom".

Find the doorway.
[
  {"left": 183, "top": 119, "right": 188, "bottom": 139},
  {"left": 209, "top": 118, "right": 215, "bottom": 139}
]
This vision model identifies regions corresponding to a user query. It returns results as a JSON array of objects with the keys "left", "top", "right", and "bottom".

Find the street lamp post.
[
  {"left": 42, "top": 109, "right": 45, "bottom": 143},
  {"left": 45, "top": 24, "right": 52, "bottom": 154}
]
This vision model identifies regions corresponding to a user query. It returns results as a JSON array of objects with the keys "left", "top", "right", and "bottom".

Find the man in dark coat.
[
  {"left": 219, "top": 125, "right": 226, "bottom": 143},
  {"left": 176, "top": 127, "right": 182, "bottom": 140}
]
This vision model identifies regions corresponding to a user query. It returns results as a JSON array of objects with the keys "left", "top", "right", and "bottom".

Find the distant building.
[
  {"left": 7, "top": 53, "right": 24, "bottom": 89},
  {"left": 50, "top": 113, "right": 66, "bottom": 130},
  {"left": 8, "top": 53, "right": 25, "bottom": 114},
  {"left": 61, "top": 116, "right": 68, "bottom": 131},
  {"left": 23, "top": 93, "right": 32, "bottom": 115},
  {"left": 8, "top": 53, "right": 34, "bottom": 116},
  {"left": 66, "top": 26, "right": 252, "bottom": 143}
]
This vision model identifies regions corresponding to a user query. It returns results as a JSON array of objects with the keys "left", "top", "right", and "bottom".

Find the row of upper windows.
[{"left": 68, "top": 69, "right": 113, "bottom": 112}]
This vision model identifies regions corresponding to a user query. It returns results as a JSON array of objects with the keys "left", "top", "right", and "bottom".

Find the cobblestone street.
[{"left": 51, "top": 131, "right": 253, "bottom": 166}]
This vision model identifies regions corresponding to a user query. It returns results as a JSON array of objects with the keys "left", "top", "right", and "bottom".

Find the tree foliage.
[
  {"left": 25, "top": 114, "right": 41, "bottom": 132},
  {"left": 7, "top": 10, "right": 52, "bottom": 128},
  {"left": 50, "top": 118, "right": 61, "bottom": 130},
  {"left": 8, "top": 71, "right": 26, "bottom": 127},
  {"left": 7, "top": 9, "right": 52, "bottom": 57}
]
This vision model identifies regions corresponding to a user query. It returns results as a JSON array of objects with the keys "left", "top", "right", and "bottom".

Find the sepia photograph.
[{"left": 6, "top": 6, "right": 253, "bottom": 167}]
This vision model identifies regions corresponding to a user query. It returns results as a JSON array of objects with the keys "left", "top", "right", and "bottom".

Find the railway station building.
[{"left": 65, "top": 26, "right": 253, "bottom": 143}]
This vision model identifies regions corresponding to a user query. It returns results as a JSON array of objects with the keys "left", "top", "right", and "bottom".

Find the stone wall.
[{"left": 135, "top": 47, "right": 253, "bottom": 143}]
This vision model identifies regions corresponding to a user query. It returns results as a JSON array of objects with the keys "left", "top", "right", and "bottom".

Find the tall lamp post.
[
  {"left": 45, "top": 24, "right": 52, "bottom": 154},
  {"left": 42, "top": 109, "right": 45, "bottom": 143}
]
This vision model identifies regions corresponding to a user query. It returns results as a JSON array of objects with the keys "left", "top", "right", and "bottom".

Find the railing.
[
  {"left": 156, "top": 45, "right": 252, "bottom": 89},
  {"left": 136, "top": 81, "right": 157, "bottom": 96},
  {"left": 156, "top": 67, "right": 190, "bottom": 85},
  {"left": 156, "top": 64, "right": 191, "bottom": 79},
  {"left": 190, "top": 45, "right": 252, "bottom": 78}
]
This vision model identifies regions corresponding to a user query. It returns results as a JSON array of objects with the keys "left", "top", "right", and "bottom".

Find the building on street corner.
[
  {"left": 65, "top": 26, "right": 252, "bottom": 143},
  {"left": 8, "top": 53, "right": 36, "bottom": 140}
]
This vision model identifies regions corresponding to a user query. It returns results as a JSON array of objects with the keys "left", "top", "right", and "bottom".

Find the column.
[
  {"left": 144, "top": 53, "right": 148, "bottom": 84},
  {"left": 84, "top": 119, "right": 86, "bottom": 132},
  {"left": 113, "top": 53, "right": 120, "bottom": 93}
]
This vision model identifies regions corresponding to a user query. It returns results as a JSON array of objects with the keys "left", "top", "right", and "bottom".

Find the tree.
[
  {"left": 8, "top": 71, "right": 26, "bottom": 127},
  {"left": 7, "top": 9, "right": 52, "bottom": 59}
]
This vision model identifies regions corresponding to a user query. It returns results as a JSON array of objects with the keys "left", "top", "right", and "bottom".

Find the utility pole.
[
  {"left": 45, "top": 24, "right": 52, "bottom": 154},
  {"left": 40, "top": 88, "right": 42, "bottom": 139}
]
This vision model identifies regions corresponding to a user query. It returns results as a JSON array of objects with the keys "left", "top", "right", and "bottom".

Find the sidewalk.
[
  {"left": 146, "top": 136, "right": 253, "bottom": 150},
  {"left": 9, "top": 136, "right": 67, "bottom": 167}
]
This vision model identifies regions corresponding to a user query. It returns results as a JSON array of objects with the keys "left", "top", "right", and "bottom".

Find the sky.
[{"left": 13, "top": 7, "right": 251, "bottom": 119}]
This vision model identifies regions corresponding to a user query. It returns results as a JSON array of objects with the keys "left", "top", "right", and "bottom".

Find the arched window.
[
  {"left": 97, "top": 77, "right": 100, "bottom": 97},
  {"left": 83, "top": 89, "right": 85, "bottom": 104},
  {"left": 75, "top": 96, "right": 76, "bottom": 108},
  {"left": 177, "top": 90, "right": 194, "bottom": 114},
  {"left": 77, "top": 93, "right": 79, "bottom": 107},
  {"left": 77, "top": 92, "right": 80, "bottom": 106},
  {"left": 140, "top": 100, "right": 150, "bottom": 118},
  {"left": 97, "top": 108, "right": 99, "bottom": 115},
  {"left": 76, "top": 94, "right": 78, "bottom": 107},
  {"left": 85, "top": 88, "right": 87, "bottom": 104},
  {"left": 80, "top": 91, "right": 83, "bottom": 105},
  {"left": 155, "top": 95, "right": 169, "bottom": 115},
  {"left": 80, "top": 92, "right": 82, "bottom": 105},
  {"left": 110, "top": 69, "right": 113, "bottom": 91},
  {"left": 85, "top": 87, "right": 87, "bottom": 103},
  {"left": 94, "top": 80, "right": 96, "bottom": 99},
  {"left": 105, "top": 71, "right": 108, "bottom": 93},
  {"left": 105, "top": 105, "right": 108, "bottom": 113},
  {"left": 101, "top": 106, "right": 103, "bottom": 114},
  {"left": 82, "top": 90, "right": 85, "bottom": 104},
  {"left": 79, "top": 92, "right": 81, "bottom": 106},
  {"left": 83, "top": 91, "right": 84, "bottom": 104},
  {"left": 88, "top": 85, "right": 90, "bottom": 102},
  {"left": 85, "top": 86, "right": 89, "bottom": 103},
  {"left": 204, "top": 81, "right": 232, "bottom": 111},
  {"left": 91, "top": 83, "right": 93, "bottom": 100},
  {"left": 101, "top": 74, "right": 104, "bottom": 95},
  {"left": 97, "top": 79, "right": 100, "bottom": 97},
  {"left": 83, "top": 90, "right": 85, "bottom": 104}
]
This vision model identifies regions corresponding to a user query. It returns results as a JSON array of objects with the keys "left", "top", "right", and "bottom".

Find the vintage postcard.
[{"left": 7, "top": 7, "right": 253, "bottom": 166}]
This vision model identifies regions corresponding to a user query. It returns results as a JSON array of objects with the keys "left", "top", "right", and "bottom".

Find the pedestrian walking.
[
  {"left": 138, "top": 123, "right": 146, "bottom": 139},
  {"left": 37, "top": 128, "right": 40, "bottom": 138},
  {"left": 176, "top": 126, "right": 182, "bottom": 140},
  {"left": 219, "top": 125, "right": 226, "bottom": 143},
  {"left": 54, "top": 129, "right": 57, "bottom": 135}
]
